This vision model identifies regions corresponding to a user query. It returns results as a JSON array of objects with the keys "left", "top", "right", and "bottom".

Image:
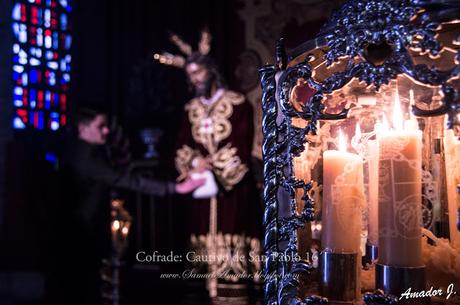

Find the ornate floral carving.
[{"left": 322, "top": 0, "right": 440, "bottom": 65}]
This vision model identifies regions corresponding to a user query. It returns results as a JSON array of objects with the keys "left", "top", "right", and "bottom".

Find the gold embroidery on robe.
[
  {"left": 212, "top": 144, "right": 248, "bottom": 191},
  {"left": 180, "top": 90, "right": 247, "bottom": 190},
  {"left": 175, "top": 145, "right": 202, "bottom": 177}
]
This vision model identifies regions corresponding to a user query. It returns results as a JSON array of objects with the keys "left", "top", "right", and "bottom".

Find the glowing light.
[
  {"left": 112, "top": 220, "right": 120, "bottom": 230},
  {"left": 13, "top": 65, "right": 24, "bottom": 73},
  {"left": 377, "top": 115, "right": 390, "bottom": 134},
  {"left": 393, "top": 90, "right": 404, "bottom": 131},
  {"left": 338, "top": 129, "right": 347, "bottom": 152},
  {"left": 13, "top": 117, "right": 26, "bottom": 129},
  {"left": 355, "top": 123, "right": 362, "bottom": 140},
  {"left": 409, "top": 89, "right": 415, "bottom": 106},
  {"left": 50, "top": 121, "right": 59, "bottom": 130}
]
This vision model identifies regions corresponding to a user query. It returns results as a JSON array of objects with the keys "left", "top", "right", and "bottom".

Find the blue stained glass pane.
[
  {"left": 59, "top": 0, "right": 68, "bottom": 8},
  {"left": 22, "top": 72, "right": 28, "bottom": 86},
  {"left": 14, "top": 86, "right": 23, "bottom": 97},
  {"left": 30, "top": 47, "right": 42, "bottom": 58},
  {"left": 13, "top": 117, "right": 26, "bottom": 129},
  {"left": 12, "top": 0, "right": 72, "bottom": 130},
  {"left": 37, "top": 8, "right": 43, "bottom": 26},
  {"left": 30, "top": 58, "right": 41, "bottom": 66},
  {"left": 45, "top": 91, "right": 51, "bottom": 109},
  {"left": 59, "top": 59, "right": 66, "bottom": 71},
  {"left": 37, "top": 28, "right": 43, "bottom": 46},
  {"left": 48, "top": 61, "right": 58, "bottom": 70},
  {"left": 60, "top": 14, "right": 67, "bottom": 30},
  {"left": 19, "top": 49, "right": 27, "bottom": 59},
  {"left": 45, "top": 50, "right": 53, "bottom": 60},
  {"left": 30, "top": 70, "right": 40, "bottom": 83},
  {"left": 19, "top": 24, "right": 27, "bottom": 43},
  {"left": 13, "top": 72, "right": 20, "bottom": 82},
  {"left": 49, "top": 71, "right": 56, "bottom": 85},
  {"left": 38, "top": 112, "right": 44, "bottom": 129},
  {"left": 13, "top": 65, "right": 24, "bottom": 73},
  {"left": 12, "top": 4, "right": 21, "bottom": 21},
  {"left": 52, "top": 32, "right": 59, "bottom": 49},
  {"left": 45, "top": 35, "right": 52, "bottom": 48},
  {"left": 50, "top": 121, "right": 59, "bottom": 131},
  {"left": 30, "top": 89, "right": 37, "bottom": 108},
  {"left": 13, "top": 44, "right": 20, "bottom": 54},
  {"left": 64, "top": 35, "right": 71, "bottom": 50},
  {"left": 44, "top": 9, "right": 51, "bottom": 27}
]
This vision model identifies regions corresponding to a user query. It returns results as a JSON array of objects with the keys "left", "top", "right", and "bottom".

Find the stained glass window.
[{"left": 12, "top": 0, "right": 72, "bottom": 131}]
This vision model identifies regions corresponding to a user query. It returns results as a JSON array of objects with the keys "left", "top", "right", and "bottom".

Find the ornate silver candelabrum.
[{"left": 260, "top": 1, "right": 460, "bottom": 304}]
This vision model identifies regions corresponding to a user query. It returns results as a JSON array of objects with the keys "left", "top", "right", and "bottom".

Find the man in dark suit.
[{"left": 51, "top": 107, "right": 203, "bottom": 305}]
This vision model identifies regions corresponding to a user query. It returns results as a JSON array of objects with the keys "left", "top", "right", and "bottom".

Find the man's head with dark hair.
[
  {"left": 184, "top": 52, "right": 226, "bottom": 98},
  {"left": 73, "top": 107, "right": 109, "bottom": 145}
]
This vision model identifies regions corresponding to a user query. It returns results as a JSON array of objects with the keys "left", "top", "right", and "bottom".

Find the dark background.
[{"left": 0, "top": 0, "right": 340, "bottom": 304}]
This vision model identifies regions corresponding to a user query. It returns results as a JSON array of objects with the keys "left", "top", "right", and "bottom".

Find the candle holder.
[
  {"left": 375, "top": 264, "right": 428, "bottom": 305},
  {"left": 259, "top": 1, "right": 460, "bottom": 304},
  {"left": 363, "top": 244, "right": 378, "bottom": 266},
  {"left": 320, "top": 251, "right": 359, "bottom": 304},
  {"left": 101, "top": 199, "right": 132, "bottom": 305}
]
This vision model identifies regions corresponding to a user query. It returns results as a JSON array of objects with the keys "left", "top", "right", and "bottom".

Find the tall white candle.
[
  {"left": 378, "top": 91, "right": 423, "bottom": 267},
  {"left": 367, "top": 140, "right": 379, "bottom": 247},
  {"left": 322, "top": 130, "right": 364, "bottom": 253}
]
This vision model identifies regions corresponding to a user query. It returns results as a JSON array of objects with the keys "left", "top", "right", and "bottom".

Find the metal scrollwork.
[
  {"left": 260, "top": 63, "right": 280, "bottom": 305},
  {"left": 322, "top": 0, "right": 440, "bottom": 65},
  {"left": 363, "top": 290, "right": 398, "bottom": 305}
]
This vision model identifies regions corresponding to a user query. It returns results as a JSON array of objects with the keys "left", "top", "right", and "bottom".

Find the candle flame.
[
  {"left": 355, "top": 123, "right": 362, "bottom": 140},
  {"left": 393, "top": 90, "right": 404, "bottom": 131},
  {"left": 381, "top": 115, "right": 390, "bottom": 131},
  {"left": 408, "top": 89, "right": 416, "bottom": 121},
  {"left": 121, "top": 227, "right": 129, "bottom": 235},
  {"left": 409, "top": 89, "right": 415, "bottom": 106},
  {"left": 112, "top": 220, "right": 120, "bottom": 230},
  {"left": 338, "top": 129, "right": 347, "bottom": 152}
]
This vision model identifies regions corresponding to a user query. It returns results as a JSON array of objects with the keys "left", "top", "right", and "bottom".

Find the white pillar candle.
[
  {"left": 378, "top": 91, "right": 423, "bottom": 267},
  {"left": 367, "top": 140, "right": 379, "bottom": 247},
  {"left": 322, "top": 131, "right": 364, "bottom": 253}
]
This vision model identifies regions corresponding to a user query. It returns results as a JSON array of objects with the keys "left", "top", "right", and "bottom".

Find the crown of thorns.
[{"left": 153, "top": 29, "right": 212, "bottom": 68}]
